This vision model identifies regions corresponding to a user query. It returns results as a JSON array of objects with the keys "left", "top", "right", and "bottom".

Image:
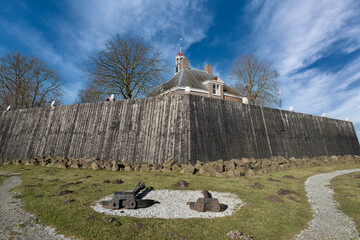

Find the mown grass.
[
  {"left": 1, "top": 163, "right": 360, "bottom": 240},
  {"left": 331, "top": 170, "right": 360, "bottom": 232}
]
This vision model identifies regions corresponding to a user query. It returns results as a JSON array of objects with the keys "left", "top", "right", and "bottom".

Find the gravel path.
[
  {"left": 92, "top": 189, "right": 245, "bottom": 219},
  {"left": 0, "top": 171, "right": 73, "bottom": 240},
  {"left": 293, "top": 168, "right": 360, "bottom": 240}
]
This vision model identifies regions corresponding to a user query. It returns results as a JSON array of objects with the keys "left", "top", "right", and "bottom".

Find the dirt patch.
[
  {"left": 61, "top": 198, "right": 75, "bottom": 205},
  {"left": 252, "top": 182, "right": 263, "bottom": 189},
  {"left": 135, "top": 223, "right": 144, "bottom": 229},
  {"left": 112, "top": 179, "right": 124, "bottom": 184},
  {"left": 267, "top": 178, "right": 281, "bottom": 182},
  {"left": 277, "top": 188, "right": 299, "bottom": 196},
  {"left": 48, "top": 179, "right": 59, "bottom": 182},
  {"left": 60, "top": 181, "right": 82, "bottom": 187},
  {"left": 264, "top": 195, "right": 284, "bottom": 203},
  {"left": 103, "top": 180, "right": 111, "bottom": 183},
  {"left": 344, "top": 194, "right": 357, "bottom": 198},
  {"left": 283, "top": 175, "right": 296, "bottom": 179},
  {"left": 353, "top": 174, "right": 360, "bottom": 179},
  {"left": 287, "top": 196, "right": 300, "bottom": 203},
  {"left": 58, "top": 190, "right": 74, "bottom": 196},
  {"left": 173, "top": 180, "right": 189, "bottom": 188},
  {"left": 226, "top": 230, "right": 253, "bottom": 239},
  {"left": 103, "top": 217, "right": 116, "bottom": 223}
]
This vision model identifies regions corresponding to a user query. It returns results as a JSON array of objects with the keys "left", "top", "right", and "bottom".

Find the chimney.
[
  {"left": 180, "top": 58, "right": 189, "bottom": 70},
  {"left": 204, "top": 64, "right": 212, "bottom": 74}
]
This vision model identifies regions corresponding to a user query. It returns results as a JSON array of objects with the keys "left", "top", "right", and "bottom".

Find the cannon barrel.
[
  {"left": 132, "top": 182, "right": 145, "bottom": 196},
  {"left": 102, "top": 182, "right": 154, "bottom": 209},
  {"left": 202, "top": 190, "right": 211, "bottom": 198}
]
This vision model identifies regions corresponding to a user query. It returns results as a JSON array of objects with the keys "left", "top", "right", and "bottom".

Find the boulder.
[
  {"left": 163, "top": 158, "right": 175, "bottom": 169},
  {"left": 224, "top": 161, "right": 236, "bottom": 171},
  {"left": 55, "top": 163, "right": 67, "bottom": 169},
  {"left": 245, "top": 169, "right": 255, "bottom": 176},
  {"left": 241, "top": 158, "right": 251, "bottom": 164},
  {"left": 91, "top": 162, "right": 100, "bottom": 170},
  {"left": 329, "top": 155, "right": 338, "bottom": 163},
  {"left": 69, "top": 163, "right": 80, "bottom": 169},
  {"left": 13, "top": 159, "right": 22, "bottom": 165},
  {"left": 181, "top": 164, "right": 196, "bottom": 174},
  {"left": 132, "top": 163, "right": 140, "bottom": 171},
  {"left": 212, "top": 162, "right": 224, "bottom": 173},
  {"left": 139, "top": 164, "right": 151, "bottom": 172},
  {"left": 111, "top": 161, "right": 120, "bottom": 171},
  {"left": 171, "top": 164, "right": 180, "bottom": 172},
  {"left": 124, "top": 163, "right": 132, "bottom": 172},
  {"left": 194, "top": 160, "right": 204, "bottom": 169}
]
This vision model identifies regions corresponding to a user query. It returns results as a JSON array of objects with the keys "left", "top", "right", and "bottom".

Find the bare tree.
[
  {"left": 0, "top": 52, "right": 63, "bottom": 110},
  {"left": 76, "top": 83, "right": 104, "bottom": 103},
  {"left": 84, "top": 34, "right": 168, "bottom": 100},
  {"left": 231, "top": 54, "right": 280, "bottom": 107}
]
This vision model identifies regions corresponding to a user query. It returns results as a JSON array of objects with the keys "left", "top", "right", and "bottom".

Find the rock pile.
[{"left": 1, "top": 155, "right": 359, "bottom": 177}]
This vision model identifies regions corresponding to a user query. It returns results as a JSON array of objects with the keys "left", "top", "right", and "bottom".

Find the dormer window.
[{"left": 213, "top": 84, "right": 220, "bottom": 95}]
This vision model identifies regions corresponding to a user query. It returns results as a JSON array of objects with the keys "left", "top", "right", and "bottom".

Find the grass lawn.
[
  {"left": 332, "top": 170, "right": 360, "bottom": 233},
  {"left": 1, "top": 163, "right": 360, "bottom": 240}
]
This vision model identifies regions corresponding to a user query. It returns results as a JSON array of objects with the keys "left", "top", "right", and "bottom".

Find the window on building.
[{"left": 213, "top": 84, "right": 220, "bottom": 95}]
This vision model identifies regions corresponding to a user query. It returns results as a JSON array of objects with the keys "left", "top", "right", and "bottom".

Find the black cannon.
[
  {"left": 102, "top": 182, "right": 155, "bottom": 209},
  {"left": 187, "top": 190, "right": 227, "bottom": 212}
]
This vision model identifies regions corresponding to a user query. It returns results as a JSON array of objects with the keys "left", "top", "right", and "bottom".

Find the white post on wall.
[
  {"left": 322, "top": 113, "right": 326, "bottom": 117},
  {"left": 289, "top": 106, "right": 294, "bottom": 112},
  {"left": 110, "top": 94, "right": 115, "bottom": 101},
  {"left": 6, "top": 105, "right": 12, "bottom": 111},
  {"left": 242, "top": 97, "right": 249, "bottom": 104},
  {"left": 185, "top": 86, "right": 190, "bottom": 94},
  {"left": 345, "top": 117, "right": 350, "bottom": 122},
  {"left": 50, "top": 101, "right": 56, "bottom": 107}
]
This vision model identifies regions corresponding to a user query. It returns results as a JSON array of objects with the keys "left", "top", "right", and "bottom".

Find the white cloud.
[
  {"left": 1, "top": 0, "right": 214, "bottom": 104},
  {"left": 65, "top": 0, "right": 213, "bottom": 61},
  {"left": 252, "top": 0, "right": 359, "bottom": 75},
  {"left": 0, "top": 17, "right": 84, "bottom": 103},
  {"left": 247, "top": 0, "right": 360, "bottom": 138}
]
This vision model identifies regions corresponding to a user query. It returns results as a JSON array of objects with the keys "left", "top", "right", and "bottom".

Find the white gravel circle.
[
  {"left": 293, "top": 168, "right": 360, "bottom": 240},
  {"left": 0, "top": 171, "right": 73, "bottom": 240},
  {"left": 92, "top": 189, "right": 244, "bottom": 219}
]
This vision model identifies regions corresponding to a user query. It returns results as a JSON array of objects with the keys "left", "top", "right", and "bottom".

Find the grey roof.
[{"left": 149, "top": 68, "right": 242, "bottom": 97}]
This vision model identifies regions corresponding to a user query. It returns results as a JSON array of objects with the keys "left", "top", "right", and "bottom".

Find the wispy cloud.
[
  {"left": 0, "top": 16, "right": 83, "bottom": 103},
  {"left": 246, "top": 0, "right": 360, "bottom": 137},
  {"left": 252, "top": 0, "right": 359, "bottom": 75},
  {"left": 0, "top": 0, "right": 214, "bottom": 104},
  {"left": 65, "top": 0, "right": 213, "bottom": 61}
]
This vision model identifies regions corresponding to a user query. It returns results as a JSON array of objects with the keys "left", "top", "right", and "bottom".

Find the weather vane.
[{"left": 179, "top": 37, "right": 183, "bottom": 53}]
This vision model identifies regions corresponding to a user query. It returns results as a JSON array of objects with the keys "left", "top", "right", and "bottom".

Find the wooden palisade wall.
[{"left": 0, "top": 94, "right": 359, "bottom": 164}]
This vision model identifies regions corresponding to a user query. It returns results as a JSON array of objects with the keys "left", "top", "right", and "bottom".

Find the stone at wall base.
[{"left": 2, "top": 154, "right": 360, "bottom": 178}]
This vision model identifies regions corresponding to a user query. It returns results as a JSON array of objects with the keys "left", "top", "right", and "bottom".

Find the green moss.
[{"left": 1, "top": 163, "right": 360, "bottom": 240}]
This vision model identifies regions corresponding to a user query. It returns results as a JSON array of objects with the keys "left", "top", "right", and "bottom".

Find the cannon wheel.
[
  {"left": 211, "top": 202, "right": 221, "bottom": 212},
  {"left": 125, "top": 199, "right": 137, "bottom": 209}
]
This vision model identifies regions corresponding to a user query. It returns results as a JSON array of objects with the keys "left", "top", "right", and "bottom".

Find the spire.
[
  {"left": 179, "top": 38, "right": 182, "bottom": 53},
  {"left": 174, "top": 38, "right": 185, "bottom": 75}
]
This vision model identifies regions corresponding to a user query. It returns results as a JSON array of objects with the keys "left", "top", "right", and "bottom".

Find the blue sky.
[{"left": 1, "top": 0, "right": 360, "bottom": 140}]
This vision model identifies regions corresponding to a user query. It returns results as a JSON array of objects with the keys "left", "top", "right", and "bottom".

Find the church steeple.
[{"left": 174, "top": 50, "right": 185, "bottom": 75}]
